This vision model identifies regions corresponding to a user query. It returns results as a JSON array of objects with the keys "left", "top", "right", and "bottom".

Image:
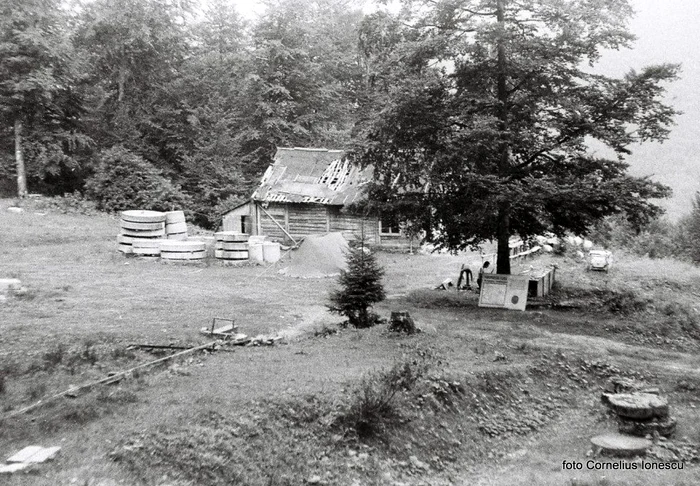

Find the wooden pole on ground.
[{"left": 0, "top": 341, "right": 218, "bottom": 421}]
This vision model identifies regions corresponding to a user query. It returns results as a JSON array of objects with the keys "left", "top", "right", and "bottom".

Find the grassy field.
[{"left": 1, "top": 197, "right": 700, "bottom": 486}]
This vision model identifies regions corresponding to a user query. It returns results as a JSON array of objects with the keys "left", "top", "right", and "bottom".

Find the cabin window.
[
  {"left": 241, "top": 216, "right": 249, "bottom": 234},
  {"left": 380, "top": 214, "right": 401, "bottom": 235}
]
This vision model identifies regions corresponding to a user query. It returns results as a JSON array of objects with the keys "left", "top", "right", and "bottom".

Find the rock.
[
  {"left": 648, "top": 445, "right": 679, "bottom": 461},
  {"left": 408, "top": 455, "right": 429, "bottom": 470},
  {"left": 605, "top": 393, "right": 669, "bottom": 420},
  {"left": 618, "top": 416, "right": 677, "bottom": 438},
  {"left": 603, "top": 376, "right": 644, "bottom": 394},
  {"left": 7, "top": 207, "right": 24, "bottom": 213},
  {"left": 307, "top": 475, "right": 322, "bottom": 484},
  {"left": 591, "top": 433, "right": 652, "bottom": 457}
]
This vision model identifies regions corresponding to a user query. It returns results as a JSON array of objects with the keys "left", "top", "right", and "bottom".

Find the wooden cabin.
[{"left": 222, "top": 147, "right": 412, "bottom": 248}]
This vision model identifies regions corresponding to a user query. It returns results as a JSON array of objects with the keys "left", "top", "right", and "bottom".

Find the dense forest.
[
  {"left": 0, "top": 0, "right": 371, "bottom": 227},
  {"left": 1, "top": 0, "right": 698, "bottom": 264}
]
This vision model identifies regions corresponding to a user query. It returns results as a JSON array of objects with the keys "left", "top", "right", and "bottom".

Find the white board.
[{"left": 478, "top": 274, "right": 529, "bottom": 311}]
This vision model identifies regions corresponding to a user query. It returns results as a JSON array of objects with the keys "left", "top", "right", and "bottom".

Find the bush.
[
  {"left": 603, "top": 290, "right": 648, "bottom": 315},
  {"left": 85, "top": 146, "right": 191, "bottom": 213},
  {"left": 342, "top": 361, "right": 425, "bottom": 438},
  {"left": 328, "top": 241, "right": 386, "bottom": 328}
]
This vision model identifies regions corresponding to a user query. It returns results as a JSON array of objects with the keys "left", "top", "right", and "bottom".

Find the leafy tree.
[
  {"left": 235, "top": 0, "right": 365, "bottom": 179},
  {"left": 328, "top": 241, "right": 386, "bottom": 328},
  {"left": 74, "top": 0, "right": 191, "bottom": 158},
  {"left": 85, "top": 146, "right": 191, "bottom": 213},
  {"left": 356, "top": 0, "right": 677, "bottom": 274},
  {"left": 683, "top": 192, "right": 700, "bottom": 263},
  {"left": 0, "top": 0, "right": 90, "bottom": 196}
]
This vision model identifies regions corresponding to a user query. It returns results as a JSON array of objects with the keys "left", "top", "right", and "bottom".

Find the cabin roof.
[{"left": 251, "top": 147, "right": 372, "bottom": 205}]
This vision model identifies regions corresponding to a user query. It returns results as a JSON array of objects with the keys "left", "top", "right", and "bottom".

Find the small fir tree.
[{"left": 328, "top": 240, "right": 386, "bottom": 328}]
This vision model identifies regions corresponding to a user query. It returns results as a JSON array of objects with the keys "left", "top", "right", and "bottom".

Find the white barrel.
[
  {"left": 248, "top": 243, "right": 264, "bottom": 262},
  {"left": 248, "top": 235, "right": 267, "bottom": 244},
  {"left": 166, "top": 221, "right": 187, "bottom": 233},
  {"left": 165, "top": 210, "right": 186, "bottom": 224},
  {"left": 262, "top": 241, "right": 281, "bottom": 263},
  {"left": 121, "top": 210, "right": 165, "bottom": 223},
  {"left": 214, "top": 231, "right": 249, "bottom": 242}
]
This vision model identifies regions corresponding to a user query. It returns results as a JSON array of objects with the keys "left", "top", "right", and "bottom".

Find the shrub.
[
  {"left": 328, "top": 240, "right": 386, "bottom": 328},
  {"left": 85, "top": 146, "right": 191, "bottom": 213},
  {"left": 342, "top": 360, "right": 425, "bottom": 438},
  {"left": 603, "top": 290, "right": 648, "bottom": 315},
  {"left": 32, "top": 191, "right": 98, "bottom": 215}
]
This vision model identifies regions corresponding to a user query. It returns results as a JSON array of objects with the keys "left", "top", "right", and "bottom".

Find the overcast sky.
[
  {"left": 594, "top": 0, "right": 700, "bottom": 219},
  {"left": 231, "top": 0, "right": 699, "bottom": 218}
]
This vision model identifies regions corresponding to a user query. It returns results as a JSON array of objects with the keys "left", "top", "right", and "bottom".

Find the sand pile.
[{"left": 279, "top": 233, "right": 349, "bottom": 278}]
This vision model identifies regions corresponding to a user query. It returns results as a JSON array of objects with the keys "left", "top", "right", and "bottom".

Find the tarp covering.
[{"left": 279, "top": 232, "right": 349, "bottom": 278}]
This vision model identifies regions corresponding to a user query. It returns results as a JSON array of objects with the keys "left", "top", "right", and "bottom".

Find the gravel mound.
[{"left": 279, "top": 233, "right": 349, "bottom": 278}]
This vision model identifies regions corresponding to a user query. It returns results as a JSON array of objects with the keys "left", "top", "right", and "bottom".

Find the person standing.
[{"left": 477, "top": 261, "right": 493, "bottom": 290}]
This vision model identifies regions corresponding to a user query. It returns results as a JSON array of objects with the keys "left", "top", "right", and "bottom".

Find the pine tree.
[{"left": 328, "top": 240, "right": 386, "bottom": 328}]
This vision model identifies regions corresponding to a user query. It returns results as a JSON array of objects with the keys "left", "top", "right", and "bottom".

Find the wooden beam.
[
  {"left": 0, "top": 341, "right": 218, "bottom": 421},
  {"left": 260, "top": 205, "right": 299, "bottom": 246}
]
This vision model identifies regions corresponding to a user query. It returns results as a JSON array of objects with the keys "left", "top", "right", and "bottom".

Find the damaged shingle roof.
[{"left": 251, "top": 147, "right": 372, "bottom": 205}]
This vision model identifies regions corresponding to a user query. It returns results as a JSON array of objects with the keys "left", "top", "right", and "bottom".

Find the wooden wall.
[
  {"left": 329, "top": 209, "right": 379, "bottom": 244},
  {"left": 222, "top": 202, "right": 251, "bottom": 233},
  {"left": 288, "top": 204, "right": 328, "bottom": 239},
  {"left": 258, "top": 203, "right": 286, "bottom": 240},
  {"left": 250, "top": 202, "right": 409, "bottom": 248}
]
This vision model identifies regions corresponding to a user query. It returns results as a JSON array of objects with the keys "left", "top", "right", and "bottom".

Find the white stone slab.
[
  {"left": 0, "top": 463, "right": 32, "bottom": 473},
  {"left": 7, "top": 446, "right": 60, "bottom": 464}
]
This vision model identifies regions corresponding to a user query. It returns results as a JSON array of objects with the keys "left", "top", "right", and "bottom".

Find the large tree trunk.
[
  {"left": 495, "top": 0, "right": 511, "bottom": 275},
  {"left": 15, "top": 118, "right": 27, "bottom": 197},
  {"left": 496, "top": 207, "right": 511, "bottom": 274}
]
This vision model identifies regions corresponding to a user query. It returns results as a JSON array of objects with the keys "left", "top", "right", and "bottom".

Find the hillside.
[{"left": 1, "top": 199, "right": 700, "bottom": 485}]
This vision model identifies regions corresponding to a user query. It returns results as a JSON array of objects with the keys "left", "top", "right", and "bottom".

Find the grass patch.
[
  {"left": 110, "top": 351, "right": 620, "bottom": 484},
  {"left": 406, "top": 289, "right": 478, "bottom": 308}
]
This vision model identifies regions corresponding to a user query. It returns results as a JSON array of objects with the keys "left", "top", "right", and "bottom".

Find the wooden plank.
[
  {"left": 1, "top": 341, "right": 218, "bottom": 421},
  {"left": 260, "top": 206, "right": 298, "bottom": 245},
  {"left": 7, "top": 446, "right": 43, "bottom": 463},
  {"left": 8, "top": 446, "right": 61, "bottom": 464}
]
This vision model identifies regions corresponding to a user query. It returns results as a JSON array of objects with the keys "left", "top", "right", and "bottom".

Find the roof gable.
[{"left": 252, "top": 147, "right": 372, "bottom": 205}]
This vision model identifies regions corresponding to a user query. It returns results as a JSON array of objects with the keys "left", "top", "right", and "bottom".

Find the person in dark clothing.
[{"left": 477, "top": 261, "right": 492, "bottom": 290}]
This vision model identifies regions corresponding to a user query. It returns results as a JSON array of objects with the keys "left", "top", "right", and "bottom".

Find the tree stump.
[{"left": 389, "top": 311, "right": 418, "bottom": 334}]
